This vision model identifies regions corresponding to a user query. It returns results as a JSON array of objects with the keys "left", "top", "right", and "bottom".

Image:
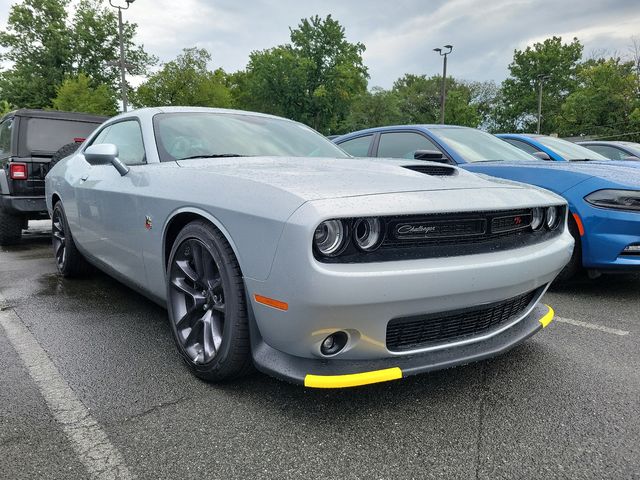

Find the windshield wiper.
[{"left": 177, "top": 154, "right": 247, "bottom": 160}]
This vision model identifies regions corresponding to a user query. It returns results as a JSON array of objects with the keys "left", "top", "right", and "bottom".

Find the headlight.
[
  {"left": 531, "top": 207, "right": 544, "bottom": 230},
  {"left": 314, "top": 220, "right": 347, "bottom": 256},
  {"left": 545, "top": 206, "right": 561, "bottom": 230},
  {"left": 585, "top": 190, "right": 640, "bottom": 211},
  {"left": 354, "top": 217, "right": 383, "bottom": 251}
]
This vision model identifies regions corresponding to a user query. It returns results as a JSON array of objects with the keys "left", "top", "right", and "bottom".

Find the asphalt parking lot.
[{"left": 1, "top": 221, "right": 639, "bottom": 480}]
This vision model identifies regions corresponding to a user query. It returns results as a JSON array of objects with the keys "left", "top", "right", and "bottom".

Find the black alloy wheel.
[{"left": 166, "top": 221, "right": 251, "bottom": 381}]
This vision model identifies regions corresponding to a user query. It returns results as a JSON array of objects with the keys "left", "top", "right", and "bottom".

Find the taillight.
[
  {"left": 9, "top": 163, "right": 28, "bottom": 180},
  {"left": 74, "top": 137, "right": 85, "bottom": 143}
]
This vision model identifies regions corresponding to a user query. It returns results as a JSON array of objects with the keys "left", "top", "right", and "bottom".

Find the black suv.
[{"left": 0, "top": 109, "right": 108, "bottom": 245}]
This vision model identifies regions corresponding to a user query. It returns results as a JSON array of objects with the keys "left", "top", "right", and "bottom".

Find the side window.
[
  {"left": 502, "top": 138, "right": 540, "bottom": 154},
  {"left": 95, "top": 120, "right": 145, "bottom": 166},
  {"left": 585, "top": 145, "right": 626, "bottom": 160},
  {"left": 377, "top": 132, "right": 441, "bottom": 159},
  {"left": 338, "top": 135, "right": 373, "bottom": 157},
  {"left": 0, "top": 118, "right": 14, "bottom": 158}
]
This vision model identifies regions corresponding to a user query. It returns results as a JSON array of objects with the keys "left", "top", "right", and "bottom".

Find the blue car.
[
  {"left": 497, "top": 133, "right": 640, "bottom": 169},
  {"left": 334, "top": 125, "right": 640, "bottom": 280}
]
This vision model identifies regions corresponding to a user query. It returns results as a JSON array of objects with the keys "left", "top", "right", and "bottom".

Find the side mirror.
[
  {"left": 83, "top": 143, "right": 129, "bottom": 176},
  {"left": 623, "top": 155, "right": 640, "bottom": 161},
  {"left": 532, "top": 151, "right": 551, "bottom": 161},
  {"left": 414, "top": 150, "right": 449, "bottom": 164}
]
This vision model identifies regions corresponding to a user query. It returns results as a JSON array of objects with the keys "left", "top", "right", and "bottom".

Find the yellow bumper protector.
[
  {"left": 539, "top": 305, "right": 555, "bottom": 328},
  {"left": 304, "top": 367, "right": 402, "bottom": 389}
]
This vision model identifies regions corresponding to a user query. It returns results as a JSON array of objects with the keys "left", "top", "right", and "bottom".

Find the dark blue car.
[{"left": 334, "top": 125, "right": 640, "bottom": 280}]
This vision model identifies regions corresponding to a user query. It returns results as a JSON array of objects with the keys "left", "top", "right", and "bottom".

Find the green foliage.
[
  {"left": 558, "top": 58, "right": 640, "bottom": 140},
  {"left": 0, "top": 0, "right": 72, "bottom": 108},
  {"left": 341, "top": 87, "right": 403, "bottom": 132},
  {"left": 52, "top": 73, "right": 118, "bottom": 116},
  {"left": 71, "top": 0, "right": 156, "bottom": 88},
  {"left": 239, "top": 15, "right": 368, "bottom": 134},
  {"left": 0, "top": 100, "right": 14, "bottom": 116},
  {"left": 497, "top": 36, "right": 583, "bottom": 133},
  {"left": 131, "top": 48, "right": 232, "bottom": 108},
  {"left": 0, "top": 0, "right": 154, "bottom": 109}
]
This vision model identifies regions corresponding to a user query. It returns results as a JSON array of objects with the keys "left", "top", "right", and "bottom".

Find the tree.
[
  {"left": 390, "top": 74, "right": 481, "bottom": 127},
  {"left": 341, "top": 87, "right": 403, "bottom": 132},
  {"left": 558, "top": 58, "right": 640, "bottom": 140},
  {"left": 70, "top": 0, "right": 156, "bottom": 89},
  {"left": 0, "top": 0, "right": 72, "bottom": 108},
  {"left": 132, "top": 48, "right": 232, "bottom": 108},
  {"left": 497, "top": 36, "right": 583, "bottom": 133},
  {"left": 52, "top": 73, "right": 118, "bottom": 116},
  {"left": 0, "top": 0, "right": 154, "bottom": 109},
  {"left": 240, "top": 15, "right": 368, "bottom": 134}
]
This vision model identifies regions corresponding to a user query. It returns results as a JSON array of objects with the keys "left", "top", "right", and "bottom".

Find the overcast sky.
[{"left": 1, "top": 0, "right": 639, "bottom": 88}]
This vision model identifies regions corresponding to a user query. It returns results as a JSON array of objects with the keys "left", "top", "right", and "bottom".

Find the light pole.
[
  {"left": 433, "top": 44, "right": 453, "bottom": 124},
  {"left": 109, "top": 0, "right": 135, "bottom": 112},
  {"left": 536, "top": 74, "right": 550, "bottom": 134}
]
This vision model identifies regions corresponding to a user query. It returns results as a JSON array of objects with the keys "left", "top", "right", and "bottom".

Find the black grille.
[
  {"left": 383, "top": 209, "right": 534, "bottom": 248},
  {"left": 386, "top": 289, "right": 538, "bottom": 352},
  {"left": 403, "top": 165, "right": 456, "bottom": 176}
]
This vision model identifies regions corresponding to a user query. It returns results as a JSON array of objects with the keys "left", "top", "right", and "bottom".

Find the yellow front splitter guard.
[
  {"left": 539, "top": 305, "right": 555, "bottom": 328},
  {"left": 304, "top": 367, "right": 402, "bottom": 389},
  {"left": 304, "top": 305, "right": 555, "bottom": 388}
]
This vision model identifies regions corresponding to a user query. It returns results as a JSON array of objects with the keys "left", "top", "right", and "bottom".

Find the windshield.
[
  {"left": 430, "top": 127, "right": 538, "bottom": 163},
  {"left": 153, "top": 112, "right": 349, "bottom": 161},
  {"left": 535, "top": 136, "right": 609, "bottom": 161}
]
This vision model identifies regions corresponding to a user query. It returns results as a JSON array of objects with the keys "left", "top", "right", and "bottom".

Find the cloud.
[{"left": 0, "top": 0, "right": 638, "bottom": 88}]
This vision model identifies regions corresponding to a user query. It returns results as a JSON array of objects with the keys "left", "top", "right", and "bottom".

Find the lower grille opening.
[{"left": 386, "top": 289, "right": 538, "bottom": 352}]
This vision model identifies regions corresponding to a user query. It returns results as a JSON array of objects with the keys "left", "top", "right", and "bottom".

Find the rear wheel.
[
  {"left": 166, "top": 221, "right": 252, "bottom": 382},
  {"left": 0, "top": 210, "right": 23, "bottom": 245},
  {"left": 52, "top": 202, "right": 90, "bottom": 277}
]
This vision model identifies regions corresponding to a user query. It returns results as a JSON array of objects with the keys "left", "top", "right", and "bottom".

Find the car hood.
[
  {"left": 464, "top": 160, "right": 640, "bottom": 189},
  {"left": 176, "top": 156, "right": 534, "bottom": 201}
]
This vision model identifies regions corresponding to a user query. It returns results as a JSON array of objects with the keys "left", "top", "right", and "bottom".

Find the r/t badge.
[{"left": 145, "top": 215, "right": 153, "bottom": 230}]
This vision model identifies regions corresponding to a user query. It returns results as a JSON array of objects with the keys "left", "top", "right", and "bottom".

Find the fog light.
[
  {"left": 320, "top": 331, "right": 348, "bottom": 356},
  {"left": 622, "top": 244, "right": 640, "bottom": 255}
]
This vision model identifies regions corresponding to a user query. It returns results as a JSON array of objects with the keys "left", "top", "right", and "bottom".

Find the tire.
[
  {"left": 0, "top": 209, "right": 23, "bottom": 245},
  {"left": 50, "top": 142, "right": 81, "bottom": 169},
  {"left": 554, "top": 215, "right": 583, "bottom": 284},
  {"left": 51, "top": 202, "right": 91, "bottom": 277},
  {"left": 166, "top": 220, "right": 252, "bottom": 382}
]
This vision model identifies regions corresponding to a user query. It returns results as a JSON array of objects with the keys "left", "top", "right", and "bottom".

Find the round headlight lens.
[
  {"left": 546, "top": 206, "right": 560, "bottom": 230},
  {"left": 531, "top": 207, "right": 544, "bottom": 230},
  {"left": 354, "top": 217, "right": 383, "bottom": 251},
  {"left": 314, "top": 220, "right": 347, "bottom": 256}
]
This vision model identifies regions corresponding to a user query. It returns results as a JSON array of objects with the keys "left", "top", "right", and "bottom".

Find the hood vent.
[{"left": 403, "top": 164, "right": 457, "bottom": 176}]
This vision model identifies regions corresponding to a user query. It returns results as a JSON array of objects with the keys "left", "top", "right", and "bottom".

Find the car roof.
[{"left": 2, "top": 108, "right": 108, "bottom": 123}]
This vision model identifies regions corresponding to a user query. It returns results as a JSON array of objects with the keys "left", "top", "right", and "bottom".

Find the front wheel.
[
  {"left": 554, "top": 215, "right": 583, "bottom": 284},
  {"left": 166, "top": 221, "right": 252, "bottom": 382}
]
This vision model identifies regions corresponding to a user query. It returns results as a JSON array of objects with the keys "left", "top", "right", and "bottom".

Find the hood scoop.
[{"left": 403, "top": 164, "right": 457, "bottom": 176}]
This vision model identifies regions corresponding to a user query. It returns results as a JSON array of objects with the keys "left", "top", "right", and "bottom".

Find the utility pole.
[
  {"left": 109, "top": 0, "right": 135, "bottom": 112},
  {"left": 537, "top": 74, "right": 550, "bottom": 134},
  {"left": 433, "top": 45, "right": 453, "bottom": 124}
]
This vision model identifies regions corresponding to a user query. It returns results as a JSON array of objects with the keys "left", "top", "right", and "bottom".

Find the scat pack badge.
[{"left": 144, "top": 215, "right": 153, "bottom": 230}]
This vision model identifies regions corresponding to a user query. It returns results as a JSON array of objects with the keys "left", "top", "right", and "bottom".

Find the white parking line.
[
  {"left": 555, "top": 316, "right": 630, "bottom": 336},
  {"left": 0, "top": 295, "right": 133, "bottom": 480}
]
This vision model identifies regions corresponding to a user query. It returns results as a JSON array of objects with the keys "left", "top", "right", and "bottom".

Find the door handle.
[{"left": 81, "top": 174, "right": 89, "bottom": 181}]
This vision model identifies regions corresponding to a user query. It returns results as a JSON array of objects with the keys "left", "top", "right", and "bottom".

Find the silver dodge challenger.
[{"left": 45, "top": 107, "right": 573, "bottom": 388}]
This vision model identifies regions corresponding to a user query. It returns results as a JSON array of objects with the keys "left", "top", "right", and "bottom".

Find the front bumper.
[
  {"left": 578, "top": 206, "right": 640, "bottom": 270},
  {"left": 251, "top": 303, "right": 554, "bottom": 388}
]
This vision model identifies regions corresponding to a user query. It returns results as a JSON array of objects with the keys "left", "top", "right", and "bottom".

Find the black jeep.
[{"left": 0, "top": 109, "right": 108, "bottom": 245}]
